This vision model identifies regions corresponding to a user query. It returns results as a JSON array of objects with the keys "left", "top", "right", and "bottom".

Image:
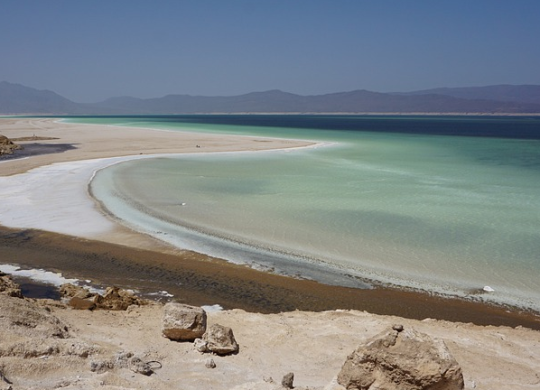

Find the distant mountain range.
[{"left": 1, "top": 81, "right": 540, "bottom": 115}]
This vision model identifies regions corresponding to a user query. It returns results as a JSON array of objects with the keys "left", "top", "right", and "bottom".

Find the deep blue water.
[{"left": 67, "top": 114, "right": 540, "bottom": 139}]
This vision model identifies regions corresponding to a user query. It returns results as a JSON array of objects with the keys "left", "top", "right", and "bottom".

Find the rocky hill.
[
  {"left": 397, "top": 84, "right": 540, "bottom": 105},
  {"left": 2, "top": 81, "right": 540, "bottom": 115}
]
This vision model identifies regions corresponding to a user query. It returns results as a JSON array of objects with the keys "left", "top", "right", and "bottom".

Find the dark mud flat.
[
  {"left": 0, "top": 143, "right": 76, "bottom": 160},
  {"left": 1, "top": 225, "right": 539, "bottom": 330}
]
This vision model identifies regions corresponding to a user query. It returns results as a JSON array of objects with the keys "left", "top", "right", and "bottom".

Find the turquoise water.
[{"left": 70, "top": 116, "right": 540, "bottom": 310}]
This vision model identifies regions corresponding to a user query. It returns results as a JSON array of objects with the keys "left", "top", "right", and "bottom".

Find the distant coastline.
[{"left": 94, "top": 112, "right": 540, "bottom": 116}]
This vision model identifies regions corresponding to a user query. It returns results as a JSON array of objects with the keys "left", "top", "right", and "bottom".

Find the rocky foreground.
[{"left": 1, "top": 273, "right": 539, "bottom": 390}]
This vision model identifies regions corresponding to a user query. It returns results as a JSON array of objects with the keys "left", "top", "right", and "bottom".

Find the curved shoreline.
[
  {"left": 0, "top": 117, "right": 316, "bottom": 245},
  {"left": 91, "top": 161, "right": 540, "bottom": 312},
  {"left": 85, "top": 121, "right": 540, "bottom": 313},
  {"left": 0, "top": 117, "right": 539, "bottom": 329},
  {"left": 1, "top": 224, "right": 539, "bottom": 330}
]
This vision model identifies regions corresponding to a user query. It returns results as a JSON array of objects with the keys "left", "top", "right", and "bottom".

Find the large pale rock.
[
  {"left": 162, "top": 303, "right": 207, "bottom": 341},
  {"left": 337, "top": 326, "right": 464, "bottom": 390},
  {"left": 202, "top": 323, "right": 239, "bottom": 355}
]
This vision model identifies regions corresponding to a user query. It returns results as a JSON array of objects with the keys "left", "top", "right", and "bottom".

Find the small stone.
[
  {"left": 90, "top": 360, "right": 114, "bottom": 373},
  {"left": 130, "top": 356, "right": 153, "bottom": 376},
  {"left": 194, "top": 338, "right": 208, "bottom": 353},
  {"left": 392, "top": 324, "right": 404, "bottom": 332},
  {"left": 466, "top": 380, "right": 477, "bottom": 388},
  {"left": 114, "top": 351, "right": 134, "bottom": 368},
  {"left": 205, "top": 358, "right": 216, "bottom": 369},
  {"left": 282, "top": 372, "right": 294, "bottom": 389}
]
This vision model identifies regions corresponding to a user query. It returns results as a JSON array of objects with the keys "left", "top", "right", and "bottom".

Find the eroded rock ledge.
[{"left": 0, "top": 135, "right": 22, "bottom": 156}]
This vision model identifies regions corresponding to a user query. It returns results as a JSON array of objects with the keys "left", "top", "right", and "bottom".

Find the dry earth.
[{"left": 1, "top": 292, "right": 540, "bottom": 390}]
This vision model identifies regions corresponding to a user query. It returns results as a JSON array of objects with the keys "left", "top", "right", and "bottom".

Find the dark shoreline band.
[{"left": 1, "top": 225, "right": 539, "bottom": 330}]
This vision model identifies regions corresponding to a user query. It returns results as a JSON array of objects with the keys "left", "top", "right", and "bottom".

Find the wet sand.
[
  {"left": 1, "top": 225, "right": 539, "bottom": 330},
  {"left": 0, "top": 142, "right": 76, "bottom": 160},
  {"left": 1, "top": 117, "right": 539, "bottom": 330}
]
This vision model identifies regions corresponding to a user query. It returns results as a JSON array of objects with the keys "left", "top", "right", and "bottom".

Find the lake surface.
[{"left": 67, "top": 115, "right": 540, "bottom": 310}]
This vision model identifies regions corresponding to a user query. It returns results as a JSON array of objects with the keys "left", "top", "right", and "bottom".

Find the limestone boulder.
[
  {"left": 162, "top": 303, "right": 207, "bottom": 341},
  {"left": 202, "top": 323, "right": 239, "bottom": 355},
  {"left": 337, "top": 325, "right": 464, "bottom": 390}
]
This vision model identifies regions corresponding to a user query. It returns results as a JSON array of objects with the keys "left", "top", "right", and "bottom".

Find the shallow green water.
[{"left": 72, "top": 116, "right": 540, "bottom": 310}]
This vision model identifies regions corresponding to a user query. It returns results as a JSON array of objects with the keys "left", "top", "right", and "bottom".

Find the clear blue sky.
[{"left": 2, "top": 0, "right": 539, "bottom": 102}]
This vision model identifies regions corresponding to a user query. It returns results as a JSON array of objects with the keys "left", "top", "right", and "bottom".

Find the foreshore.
[{"left": 0, "top": 117, "right": 539, "bottom": 328}]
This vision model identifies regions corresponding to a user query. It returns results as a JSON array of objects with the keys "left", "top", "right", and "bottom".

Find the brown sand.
[{"left": 1, "top": 225, "right": 539, "bottom": 330}]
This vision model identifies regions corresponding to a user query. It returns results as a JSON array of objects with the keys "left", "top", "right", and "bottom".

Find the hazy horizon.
[{"left": 2, "top": 0, "right": 540, "bottom": 103}]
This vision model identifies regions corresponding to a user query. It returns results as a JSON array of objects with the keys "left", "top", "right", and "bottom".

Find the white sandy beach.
[{"left": 1, "top": 117, "right": 540, "bottom": 390}]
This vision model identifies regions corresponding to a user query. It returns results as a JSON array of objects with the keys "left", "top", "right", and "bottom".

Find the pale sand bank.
[{"left": 0, "top": 118, "right": 314, "bottom": 176}]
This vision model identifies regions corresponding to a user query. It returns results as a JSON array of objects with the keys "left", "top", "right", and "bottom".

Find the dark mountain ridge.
[
  {"left": 1, "top": 81, "right": 540, "bottom": 115},
  {"left": 397, "top": 84, "right": 540, "bottom": 105}
]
